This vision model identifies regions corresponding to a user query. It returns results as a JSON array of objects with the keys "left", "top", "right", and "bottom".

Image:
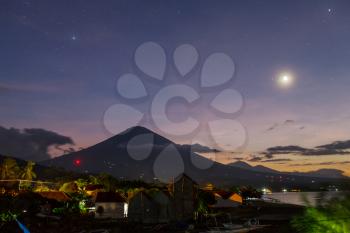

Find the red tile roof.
[{"left": 37, "top": 191, "right": 71, "bottom": 202}]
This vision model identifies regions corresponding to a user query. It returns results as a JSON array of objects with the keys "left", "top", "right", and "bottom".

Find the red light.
[{"left": 74, "top": 159, "right": 81, "bottom": 166}]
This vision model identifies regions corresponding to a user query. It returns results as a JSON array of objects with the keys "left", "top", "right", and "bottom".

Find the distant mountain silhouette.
[
  {"left": 229, "top": 161, "right": 279, "bottom": 173},
  {"left": 40, "top": 126, "right": 349, "bottom": 188},
  {"left": 229, "top": 161, "right": 347, "bottom": 179},
  {"left": 292, "top": 169, "right": 346, "bottom": 179}
]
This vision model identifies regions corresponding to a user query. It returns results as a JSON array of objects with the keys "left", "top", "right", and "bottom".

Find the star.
[
  {"left": 277, "top": 72, "right": 294, "bottom": 88},
  {"left": 328, "top": 8, "right": 332, "bottom": 13},
  {"left": 71, "top": 35, "right": 77, "bottom": 41}
]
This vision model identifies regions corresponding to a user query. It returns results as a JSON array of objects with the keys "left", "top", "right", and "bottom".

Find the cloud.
[
  {"left": 0, "top": 126, "right": 74, "bottom": 161},
  {"left": 247, "top": 155, "right": 263, "bottom": 162},
  {"left": 266, "top": 123, "right": 279, "bottom": 132},
  {"left": 0, "top": 82, "right": 60, "bottom": 94},
  {"left": 266, "top": 145, "right": 308, "bottom": 154},
  {"left": 290, "top": 161, "right": 350, "bottom": 166},
  {"left": 302, "top": 149, "right": 350, "bottom": 156},
  {"left": 262, "top": 158, "right": 292, "bottom": 163},
  {"left": 179, "top": 143, "right": 221, "bottom": 153},
  {"left": 265, "top": 143, "right": 350, "bottom": 156},
  {"left": 265, "top": 119, "right": 296, "bottom": 132},
  {"left": 284, "top": 120, "right": 295, "bottom": 125},
  {"left": 316, "top": 140, "right": 350, "bottom": 150}
]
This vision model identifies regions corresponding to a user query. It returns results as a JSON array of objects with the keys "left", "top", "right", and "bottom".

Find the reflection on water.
[{"left": 263, "top": 191, "right": 348, "bottom": 206}]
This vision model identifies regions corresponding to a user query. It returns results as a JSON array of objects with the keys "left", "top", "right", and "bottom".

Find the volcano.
[{"left": 41, "top": 126, "right": 349, "bottom": 188}]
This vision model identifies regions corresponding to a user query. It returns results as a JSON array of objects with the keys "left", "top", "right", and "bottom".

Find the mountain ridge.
[
  {"left": 38, "top": 126, "right": 350, "bottom": 188},
  {"left": 229, "top": 161, "right": 347, "bottom": 179}
]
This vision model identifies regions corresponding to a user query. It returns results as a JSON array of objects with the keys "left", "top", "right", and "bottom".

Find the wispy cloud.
[
  {"left": 262, "top": 158, "right": 292, "bottom": 163},
  {"left": 290, "top": 161, "right": 350, "bottom": 166},
  {"left": 0, "top": 82, "right": 60, "bottom": 93},
  {"left": 264, "top": 141, "right": 350, "bottom": 156},
  {"left": 264, "top": 119, "right": 297, "bottom": 132}
]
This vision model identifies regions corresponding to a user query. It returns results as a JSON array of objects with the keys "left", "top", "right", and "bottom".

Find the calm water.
[{"left": 263, "top": 191, "right": 348, "bottom": 206}]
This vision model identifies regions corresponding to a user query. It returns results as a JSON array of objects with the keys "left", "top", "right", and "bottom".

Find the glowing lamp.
[{"left": 74, "top": 159, "right": 81, "bottom": 166}]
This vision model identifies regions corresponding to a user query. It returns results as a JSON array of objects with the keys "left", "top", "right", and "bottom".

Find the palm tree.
[
  {"left": 21, "top": 161, "right": 37, "bottom": 180},
  {"left": 89, "top": 175, "right": 99, "bottom": 184},
  {"left": 75, "top": 178, "right": 88, "bottom": 191},
  {"left": 0, "top": 158, "right": 20, "bottom": 180}
]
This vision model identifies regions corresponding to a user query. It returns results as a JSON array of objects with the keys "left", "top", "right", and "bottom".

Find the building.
[
  {"left": 129, "top": 174, "right": 198, "bottom": 223},
  {"left": 93, "top": 192, "right": 127, "bottom": 219},
  {"left": 211, "top": 192, "right": 242, "bottom": 210},
  {"left": 84, "top": 184, "right": 104, "bottom": 196},
  {"left": 170, "top": 173, "right": 198, "bottom": 221},
  {"left": 128, "top": 190, "right": 158, "bottom": 223},
  {"left": 128, "top": 189, "right": 175, "bottom": 223},
  {"left": 150, "top": 190, "right": 175, "bottom": 223},
  {"left": 37, "top": 191, "right": 71, "bottom": 202}
]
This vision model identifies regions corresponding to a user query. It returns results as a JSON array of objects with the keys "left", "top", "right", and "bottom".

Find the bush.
[{"left": 292, "top": 195, "right": 350, "bottom": 233}]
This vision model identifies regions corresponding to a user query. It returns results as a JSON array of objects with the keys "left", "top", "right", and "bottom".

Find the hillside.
[
  {"left": 229, "top": 161, "right": 348, "bottom": 179},
  {"left": 40, "top": 126, "right": 350, "bottom": 189},
  {"left": 0, "top": 154, "right": 87, "bottom": 182}
]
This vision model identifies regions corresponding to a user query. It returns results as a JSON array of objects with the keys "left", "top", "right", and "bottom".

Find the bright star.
[
  {"left": 277, "top": 72, "right": 294, "bottom": 88},
  {"left": 71, "top": 35, "right": 77, "bottom": 41}
]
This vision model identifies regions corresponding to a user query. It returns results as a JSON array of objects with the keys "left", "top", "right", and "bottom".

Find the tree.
[
  {"left": 196, "top": 190, "right": 216, "bottom": 214},
  {"left": 59, "top": 181, "right": 79, "bottom": 193},
  {"left": 33, "top": 182, "right": 50, "bottom": 192},
  {"left": 0, "top": 158, "right": 20, "bottom": 180},
  {"left": 89, "top": 175, "right": 99, "bottom": 185},
  {"left": 20, "top": 161, "right": 36, "bottom": 180},
  {"left": 96, "top": 173, "right": 118, "bottom": 192},
  {"left": 292, "top": 195, "right": 350, "bottom": 233},
  {"left": 75, "top": 178, "right": 88, "bottom": 191},
  {"left": 240, "top": 186, "right": 262, "bottom": 200}
]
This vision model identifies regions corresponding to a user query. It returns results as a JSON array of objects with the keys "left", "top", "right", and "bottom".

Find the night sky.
[{"left": 1, "top": 0, "right": 350, "bottom": 175}]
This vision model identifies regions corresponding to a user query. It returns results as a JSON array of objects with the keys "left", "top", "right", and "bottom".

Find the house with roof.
[
  {"left": 211, "top": 192, "right": 243, "bottom": 210},
  {"left": 93, "top": 192, "right": 127, "bottom": 219},
  {"left": 129, "top": 189, "right": 175, "bottom": 223},
  {"left": 128, "top": 190, "right": 158, "bottom": 223},
  {"left": 170, "top": 173, "right": 198, "bottom": 221},
  {"left": 84, "top": 184, "right": 104, "bottom": 196},
  {"left": 149, "top": 189, "right": 175, "bottom": 223},
  {"left": 37, "top": 191, "right": 71, "bottom": 202}
]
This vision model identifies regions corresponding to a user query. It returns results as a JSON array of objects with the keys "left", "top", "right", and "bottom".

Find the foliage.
[
  {"left": 292, "top": 195, "right": 350, "bottom": 233},
  {"left": 228, "top": 185, "right": 241, "bottom": 194},
  {"left": 88, "top": 174, "right": 148, "bottom": 194},
  {"left": 240, "top": 186, "right": 262, "bottom": 200},
  {"left": 70, "top": 192, "right": 89, "bottom": 213},
  {"left": 33, "top": 182, "right": 50, "bottom": 192},
  {"left": 75, "top": 178, "right": 88, "bottom": 191},
  {"left": 13, "top": 192, "right": 46, "bottom": 214},
  {"left": 52, "top": 207, "right": 65, "bottom": 215},
  {"left": 0, "top": 192, "right": 47, "bottom": 221},
  {"left": 95, "top": 173, "right": 118, "bottom": 192},
  {"left": 196, "top": 190, "right": 216, "bottom": 214},
  {"left": 0, "top": 158, "right": 20, "bottom": 179},
  {"left": 20, "top": 161, "right": 36, "bottom": 180},
  {"left": 59, "top": 181, "right": 79, "bottom": 193}
]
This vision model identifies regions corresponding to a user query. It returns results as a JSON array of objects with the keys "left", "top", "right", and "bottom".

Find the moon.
[{"left": 277, "top": 72, "right": 294, "bottom": 88}]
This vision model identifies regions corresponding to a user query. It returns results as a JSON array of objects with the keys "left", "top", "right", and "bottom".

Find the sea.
[{"left": 263, "top": 191, "right": 349, "bottom": 206}]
